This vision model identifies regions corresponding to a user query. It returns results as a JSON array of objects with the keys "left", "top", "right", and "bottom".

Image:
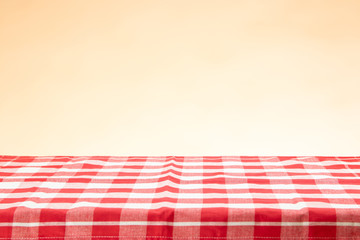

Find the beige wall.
[{"left": 0, "top": 0, "right": 359, "bottom": 156}]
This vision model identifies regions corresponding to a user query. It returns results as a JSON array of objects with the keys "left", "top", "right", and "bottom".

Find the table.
[{"left": 0, "top": 156, "right": 359, "bottom": 240}]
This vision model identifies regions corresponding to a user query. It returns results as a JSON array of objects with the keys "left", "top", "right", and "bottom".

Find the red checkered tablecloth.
[{"left": 0, "top": 156, "right": 360, "bottom": 240}]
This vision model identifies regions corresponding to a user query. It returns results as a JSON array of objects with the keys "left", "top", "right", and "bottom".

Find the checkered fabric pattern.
[{"left": 0, "top": 156, "right": 360, "bottom": 240}]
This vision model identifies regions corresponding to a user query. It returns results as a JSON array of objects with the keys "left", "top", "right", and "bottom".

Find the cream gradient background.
[{"left": 0, "top": 0, "right": 359, "bottom": 156}]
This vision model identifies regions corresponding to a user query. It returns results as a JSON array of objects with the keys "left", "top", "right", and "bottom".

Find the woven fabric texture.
[{"left": 0, "top": 156, "right": 359, "bottom": 240}]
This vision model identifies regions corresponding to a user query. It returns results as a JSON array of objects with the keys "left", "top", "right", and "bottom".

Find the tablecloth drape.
[{"left": 0, "top": 156, "right": 359, "bottom": 240}]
